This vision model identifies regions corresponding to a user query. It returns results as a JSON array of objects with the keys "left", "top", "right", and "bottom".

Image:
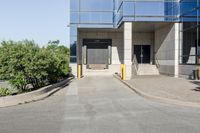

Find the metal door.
[
  {"left": 87, "top": 43, "right": 108, "bottom": 65},
  {"left": 134, "top": 45, "right": 150, "bottom": 64}
]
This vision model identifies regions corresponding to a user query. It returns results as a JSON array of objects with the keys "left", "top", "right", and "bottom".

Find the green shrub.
[
  {"left": 0, "top": 87, "right": 12, "bottom": 97},
  {"left": 0, "top": 40, "right": 70, "bottom": 93}
]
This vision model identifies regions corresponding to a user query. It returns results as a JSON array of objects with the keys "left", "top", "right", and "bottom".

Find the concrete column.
[
  {"left": 174, "top": 23, "right": 181, "bottom": 78},
  {"left": 123, "top": 22, "right": 132, "bottom": 80}
]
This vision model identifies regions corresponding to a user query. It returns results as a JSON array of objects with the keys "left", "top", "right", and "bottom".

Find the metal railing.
[
  {"left": 132, "top": 54, "right": 139, "bottom": 76},
  {"left": 155, "top": 55, "right": 160, "bottom": 68},
  {"left": 180, "top": 55, "right": 200, "bottom": 65}
]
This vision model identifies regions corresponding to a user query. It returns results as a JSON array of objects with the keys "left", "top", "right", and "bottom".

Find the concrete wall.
[
  {"left": 179, "top": 65, "right": 199, "bottom": 79},
  {"left": 154, "top": 23, "right": 179, "bottom": 76},
  {"left": 79, "top": 31, "right": 155, "bottom": 64},
  {"left": 70, "top": 63, "right": 77, "bottom": 77},
  {"left": 77, "top": 23, "right": 181, "bottom": 77},
  {"left": 78, "top": 30, "right": 155, "bottom": 74},
  {"left": 133, "top": 33, "right": 154, "bottom": 45}
]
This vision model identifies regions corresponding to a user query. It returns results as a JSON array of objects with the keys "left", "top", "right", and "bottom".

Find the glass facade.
[
  {"left": 180, "top": 0, "right": 200, "bottom": 65},
  {"left": 115, "top": 0, "right": 179, "bottom": 26},
  {"left": 70, "top": 0, "right": 114, "bottom": 62},
  {"left": 70, "top": 0, "right": 200, "bottom": 65}
]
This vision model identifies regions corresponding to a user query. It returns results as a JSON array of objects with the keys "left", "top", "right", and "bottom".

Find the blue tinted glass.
[
  {"left": 70, "top": 25, "right": 77, "bottom": 36},
  {"left": 115, "top": 0, "right": 122, "bottom": 10},
  {"left": 183, "top": 10, "right": 197, "bottom": 16},
  {"left": 70, "top": 0, "right": 199, "bottom": 27},
  {"left": 70, "top": 0, "right": 79, "bottom": 11},
  {"left": 180, "top": 1, "right": 197, "bottom": 14},
  {"left": 70, "top": 36, "right": 77, "bottom": 57},
  {"left": 172, "top": 3, "right": 180, "bottom": 16},
  {"left": 70, "top": 36, "right": 77, "bottom": 46},
  {"left": 198, "top": 9, "right": 200, "bottom": 21},
  {"left": 116, "top": 1, "right": 180, "bottom": 23},
  {"left": 180, "top": 0, "right": 198, "bottom": 22},
  {"left": 181, "top": 17, "right": 198, "bottom": 22},
  {"left": 80, "top": 0, "right": 113, "bottom": 11},
  {"left": 70, "top": 12, "right": 79, "bottom": 23},
  {"left": 116, "top": 0, "right": 123, "bottom": 10},
  {"left": 135, "top": 2, "right": 165, "bottom": 16},
  {"left": 123, "top": 2, "right": 135, "bottom": 16},
  {"left": 80, "top": 12, "right": 113, "bottom": 24}
]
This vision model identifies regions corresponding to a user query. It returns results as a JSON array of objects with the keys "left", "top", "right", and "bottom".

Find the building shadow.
[
  {"left": 190, "top": 81, "right": 200, "bottom": 92},
  {"left": 192, "top": 87, "right": 200, "bottom": 92}
]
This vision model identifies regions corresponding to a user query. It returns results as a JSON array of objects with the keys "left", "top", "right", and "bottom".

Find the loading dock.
[{"left": 83, "top": 39, "right": 112, "bottom": 70}]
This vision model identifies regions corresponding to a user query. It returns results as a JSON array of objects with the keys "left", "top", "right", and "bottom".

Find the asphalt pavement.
[{"left": 0, "top": 76, "right": 200, "bottom": 133}]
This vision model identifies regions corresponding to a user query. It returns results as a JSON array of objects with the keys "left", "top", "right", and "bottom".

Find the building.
[{"left": 70, "top": 0, "right": 200, "bottom": 79}]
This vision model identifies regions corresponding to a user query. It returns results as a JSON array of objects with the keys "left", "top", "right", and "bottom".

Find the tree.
[
  {"left": 0, "top": 40, "right": 70, "bottom": 93},
  {"left": 46, "top": 44, "right": 70, "bottom": 83}
]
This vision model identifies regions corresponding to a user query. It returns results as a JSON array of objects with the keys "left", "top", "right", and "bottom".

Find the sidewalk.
[{"left": 125, "top": 75, "right": 200, "bottom": 106}]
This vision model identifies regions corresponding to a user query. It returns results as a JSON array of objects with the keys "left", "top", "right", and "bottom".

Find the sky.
[{"left": 0, "top": 0, "right": 70, "bottom": 47}]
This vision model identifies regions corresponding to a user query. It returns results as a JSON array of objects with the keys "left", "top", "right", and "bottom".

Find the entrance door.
[{"left": 134, "top": 45, "right": 150, "bottom": 64}]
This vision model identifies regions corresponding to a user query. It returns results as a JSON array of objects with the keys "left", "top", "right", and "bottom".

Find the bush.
[
  {"left": 0, "top": 40, "right": 70, "bottom": 93},
  {"left": 0, "top": 87, "right": 12, "bottom": 97}
]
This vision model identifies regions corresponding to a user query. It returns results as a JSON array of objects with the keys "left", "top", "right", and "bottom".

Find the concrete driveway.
[{"left": 0, "top": 76, "right": 200, "bottom": 133}]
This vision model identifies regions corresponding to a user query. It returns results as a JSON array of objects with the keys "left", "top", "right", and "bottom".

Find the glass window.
[
  {"left": 70, "top": 25, "right": 78, "bottom": 36},
  {"left": 70, "top": 36, "right": 77, "bottom": 56},
  {"left": 180, "top": 0, "right": 198, "bottom": 15},
  {"left": 70, "top": 0, "right": 79, "bottom": 11},
  {"left": 123, "top": 2, "right": 135, "bottom": 16},
  {"left": 70, "top": 12, "right": 79, "bottom": 23},
  {"left": 115, "top": 0, "right": 122, "bottom": 11},
  {"left": 198, "top": 8, "right": 200, "bottom": 25},
  {"left": 181, "top": 10, "right": 198, "bottom": 22},
  {"left": 80, "top": 0, "right": 113, "bottom": 11},
  {"left": 80, "top": 12, "right": 113, "bottom": 24},
  {"left": 180, "top": 0, "right": 200, "bottom": 65},
  {"left": 135, "top": 2, "right": 165, "bottom": 16},
  {"left": 182, "top": 24, "right": 198, "bottom": 64}
]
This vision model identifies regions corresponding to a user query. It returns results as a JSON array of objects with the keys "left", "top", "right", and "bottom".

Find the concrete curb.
[
  {"left": 113, "top": 74, "right": 200, "bottom": 108},
  {"left": 0, "top": 77, "right": 73, "bottom": 108}
]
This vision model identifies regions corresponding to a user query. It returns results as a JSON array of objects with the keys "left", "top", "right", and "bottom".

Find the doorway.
[
  {"left": 134, "top": 45, "right": 151, "bottom": 64},
  {"left": 87, "top": 43, "right": 108, "bottom": 65},
  {"left": 83, "top": 39, "right": 112, "bottom": 69}
]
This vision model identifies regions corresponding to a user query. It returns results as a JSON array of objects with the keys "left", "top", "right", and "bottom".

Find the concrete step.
[
  {"left": 137, "top": 64, "right": 159, "bottom": 75},
  {"left": 88, "top": 64, "right": 107, "bottom": 70},
  {"left": 83, "top": 69, "right": 114, "bottom": 76}
]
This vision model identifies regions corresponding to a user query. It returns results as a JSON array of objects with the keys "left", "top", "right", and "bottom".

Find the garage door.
[{"left": 87, "top": 43, "right": 108, "bottom": 65}]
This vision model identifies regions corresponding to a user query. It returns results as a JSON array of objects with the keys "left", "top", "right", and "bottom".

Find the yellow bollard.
[
  {"left": 77, "top": 64, "right": 81, "bottom": 79},
  {"left": 198, "top": 68, "right": 200, "bottom": 80},
  {"left": 123, "top": 64, "right": 126, "bottom": 80},
  {"left": 120, "top": 64, "right": 123, "bottom": 79}
]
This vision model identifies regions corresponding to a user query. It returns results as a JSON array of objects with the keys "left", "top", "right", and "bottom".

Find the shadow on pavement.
[{"left": 190, "top": 81, "right": 200, "bottom": 92}]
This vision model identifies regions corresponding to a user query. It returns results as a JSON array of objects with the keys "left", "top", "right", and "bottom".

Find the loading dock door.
[
  {"left": 87, "top": 43, "right": 108, "bottom": 65},
  {"left": 83, "top": 39, "right": 112, "bottom": 69}
]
